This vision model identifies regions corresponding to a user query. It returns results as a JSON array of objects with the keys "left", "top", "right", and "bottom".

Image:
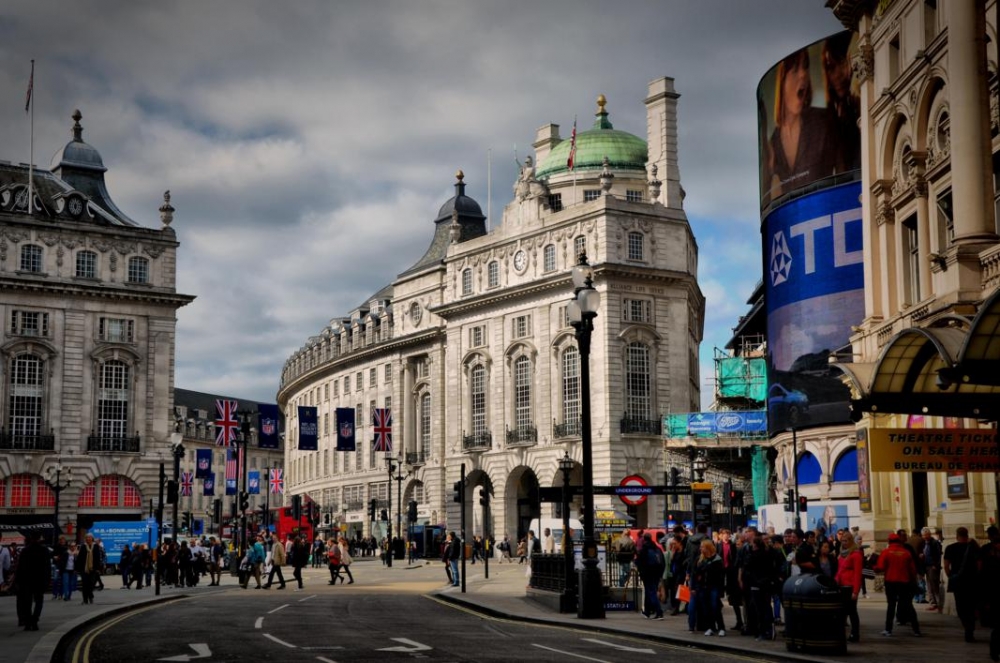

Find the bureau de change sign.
[{"left": 868, "top": 428, "right": 1000, "bottom": 472}]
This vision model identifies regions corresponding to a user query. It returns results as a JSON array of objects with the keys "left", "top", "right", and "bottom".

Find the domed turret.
[
  {"left": 435, "top": 169, "right": 485, "bottom": 222},
  {"left": 50, "top": 109, "right": 107, "bottom": 174},
  {"left": 535, "top": 95, "right": 648, "bottom": 179}
]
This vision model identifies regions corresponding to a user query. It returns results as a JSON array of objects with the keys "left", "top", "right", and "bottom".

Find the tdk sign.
[{"left": 764, "top": 182, "right": 864, "bottom": 311}]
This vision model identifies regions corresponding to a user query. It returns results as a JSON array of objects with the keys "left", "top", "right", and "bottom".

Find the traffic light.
[
  {"left": 213, "top": 499, "right": 222, "bottom": 525},
  {"left": 380, "top": 509, "right": 388, "bottom": 522},
  {"left": 182, "top": 511, "right": 191, "bottom": 532},
  {"left": 369, "top": 498, "right": 377, "bottom": 521},
  {"left": 453, "top": 480, "right": 463, "bottom": 503},
  {"left": 732, "top": 490, "right": 744, "bottom": 508},
  {"left": 291, "top": 494, "right": 302, "bottom": 521},
  {"left": 407, "top": 500, "right": 418, "bottom": 523},
  {"left": 798, "top": 494, "right": 809, "bottom": 512},
  {"left": 669, "top": 467, "right": 680, "bottom": 504},
  {"left": 725, "top": 480, "right": 734, "bottom": 507},
  {"left": 240, "top": 491, "right": 250, "bottom": 512},
  {"left": 479, "top": 487, "right": 489, "bottom": 507},
  {"left": 166, "top": 480, "right": 179, "bottom": 504},
  {"left": 784, "top": 489, "right": 795, "bottom": 512}
]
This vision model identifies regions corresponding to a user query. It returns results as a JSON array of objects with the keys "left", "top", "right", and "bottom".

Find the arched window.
[
  {"left": 20, "top": 244, "right": 43, "bottom": 272},
  {"left": 127, "top": 256, "right": 149, "bottom": 284},
  {"left": 562, "top": 347, "right": 580, "bottom": 430},
  {"left": 98, "top": 360, "right": 130, "bottom": 439},
  {"left": 9, "top": 354, "right": 44, "bottom": 444},
  {"left": 470, "top": 365, "right": 487, "bottom": 436},
  {"left": 77, "top": 475, "right": 142, "bottom": 508},
  {"left": 513, "top": 355, "right": 532, "bottom": 430},
  {"left": 420, "top": 393, "right": 432, "bottom": 456},
  {"left": 461, "top": 268, "right": 473, "bottom": 295},
  {"left": 627, "top": 232, "right": 644, "bottom": 261},
  {"left": 832, "top": 448, "right": 859, "bottom": 482},
  {"left": 625, "top": 342, "right": 651, "bottom": 420},
  {"left": 76, "top": 250, "right": 98, "bottom": 279},
  {"left": 487, "top": 261, "right": 499, "bottom": 288},
  {"left": 796, "top": 451, "right": 822, "bottom": 485},
  {"left": 543, "top": 244, "right": 556, "bottom": 272}
]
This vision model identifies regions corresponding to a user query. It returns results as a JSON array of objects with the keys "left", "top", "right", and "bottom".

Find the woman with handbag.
[
  {"left": 337, "top": 537, "right": 355, "bottom": 584},
  {"left": 691, "top": 540, "right": 726, "bottom": 636},
  {"left": 835, "top": 531, "right": 864, "bottom": 643}
]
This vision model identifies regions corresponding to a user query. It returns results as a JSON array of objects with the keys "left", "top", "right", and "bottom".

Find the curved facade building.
[{"left": 277, "top": 79, "right": 704, "bottom": 541}]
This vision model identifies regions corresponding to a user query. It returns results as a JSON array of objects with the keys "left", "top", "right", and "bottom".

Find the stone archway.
[{"left": 504, "top": 466, "right": 540, "bottom": 541}]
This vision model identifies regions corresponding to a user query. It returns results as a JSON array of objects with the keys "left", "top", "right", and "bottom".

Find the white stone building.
[
  {"left": 0, "top": 110, "right": 194, "bottom": 538},
  {"left": 277, "top": 80, "right": 704, "bottom": 542}
]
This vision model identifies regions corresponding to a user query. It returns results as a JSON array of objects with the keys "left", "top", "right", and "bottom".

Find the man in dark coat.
[
  {"left": 15, "top": 531, "right": 52, "bottom": 631},
  {"left": 634, "top": 532, "right": 666, "bottom": 619}
]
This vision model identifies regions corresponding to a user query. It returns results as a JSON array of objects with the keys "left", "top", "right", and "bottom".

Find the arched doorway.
[
  {"left": 505, "top": 466, "right": 539, "bottom": 541},
  {"left": 464, "top": 469, "right": 494, "bottom": 538}
]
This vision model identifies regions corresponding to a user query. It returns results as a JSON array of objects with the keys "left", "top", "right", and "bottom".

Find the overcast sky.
[{"left": 0, "top": 1, "right": 844, "bottom": 408}]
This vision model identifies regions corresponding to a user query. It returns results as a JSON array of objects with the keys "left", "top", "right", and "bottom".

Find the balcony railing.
[
  {"left": 462, "top": 431, "right": 492, "bottom": 452},
  {"left": 506, "top": 425, "right": 538, "bottom": 447},
  {"left": 406, "top": 450, "right": 429, "bottom": 466},
  {"left": 0, "top": 431, "right": 55, "bottom": 451},
  {"left": 620, "top": 416, "right": 661, "bottom": 435},
  {"left": 86, "top": 435, "right": 141, "bottom": 453},
  {"left": 553, "top": 419, "right": 581, "bottom": 438}
]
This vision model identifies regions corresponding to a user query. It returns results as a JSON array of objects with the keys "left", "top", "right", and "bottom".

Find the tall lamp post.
[
  {"left": 236, "top": 409, "right": 254, "bottom": 559},
  {"left": 386, "top": 452, "right": 410, "bottom": 567},
  {"left": 558, "top": 453, "right": 576, "bottom": 612},
  {"left": 567, "top": 252, "right": 604, "bottom": 619},
  {"left": 44, "top": 463, "right": 72, "bottom": 546},
  {"left": 170, "top": 429, "right": 185, "bottom": 546}
]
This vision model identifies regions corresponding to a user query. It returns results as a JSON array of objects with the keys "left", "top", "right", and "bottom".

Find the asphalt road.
[{"left": 57, "top": 566, "right": 784, "bottom": 663}]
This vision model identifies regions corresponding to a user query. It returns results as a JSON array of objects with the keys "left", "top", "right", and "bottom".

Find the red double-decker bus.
[{"left": 269, "top": 506, "right": 314, "bottom": 544}]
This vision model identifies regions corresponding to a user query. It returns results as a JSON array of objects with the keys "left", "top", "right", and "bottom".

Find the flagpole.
[
  {"left": 487, "top": 147, "right": 492, "bottom": 232},
  {"left": 28, "top": 59, "right": 34, "bottom": 216}
]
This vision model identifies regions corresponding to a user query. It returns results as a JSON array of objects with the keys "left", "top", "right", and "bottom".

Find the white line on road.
[
  {"left": 315, "top": 657, "right": 338, "bottom": 663},
  {"left": 254, "top": 617, "right": 263, "bottom": 629},
  {"left": 263, "top": 633, "right": 298, "bottom": 649},
  {"left": 581, "top": 638, "right": 655, "bottom": 654},
  {"left": 532, "top": 643, "right": 611, "bottom": 662},
  {"left": 298, "top": 594, "right": 317, "bottom": 602},
  {"left": 268, "top": 604, "right": 290, "bottom": 614}
]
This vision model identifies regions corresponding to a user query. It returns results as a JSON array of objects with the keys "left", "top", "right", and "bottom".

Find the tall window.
[
  {"left": 344, "top": 375, "right": 350, "bottom": 393},
  {"left": 471, "top": 365, "right": 487, "bottom": 436},
  {"left": 627, "top": 232, "right": 644, "bottom": 261},
  {"left": 420, "top": 394, "right": 432, "bottom": 455},
  {"left": 469, "top": 325, "right": 486, "bottom": 348},
  {"left": 488, "top": 261, "right": 499, "bottom": 288},
  {"left": 574, "top": 235, "right": 586, "bottom": 259},
  {"left": 562, "top": 347, "right": 580, "bottom": 426},
  {"left": 513, "top": 356, "right": 532, "bottom": 429},
  {"left": 99, "top": 317, "right": 134, "bottom": 343},
  {"left": 623, "top": 298, "right": 652, "bottom": 323},
  {"left": 10, "top": 310, "right": 48, "bottom": 337},
  {"left": 11, "top": 475, "right": 32, "bottom": 507},
  {"left": 9, "top": 355, "right": 43, "bottom": 438},
  {"left": 127, "top": 257, "right": 149, "bottom": 284},
  {"left": 625, "top": 342, "right": 651, "bottom": 420},
  {"left": 76, "top": 251, "right": 97, "bottom": 278},
  {"left": 903, "top": 214, "right": 921, "bottom": 305},
  {"left": 369, "top": 399, "right": 377, "bottom": 467},
  {"left": 462, "top": 268, "right": 473, "bottom": 295},
  {"left": 369, "top": 367, "right": 377, "bottom": 388},
  {"left": 548, "top": 193, "right": 563, "bottom": 212},
  {"left": 98, "top": 360, "right": 130, "bottom": 438},
  {"left": 20, "top": 245, "right": 43, "bottom": 273},
  {"left": 512, "top": 315, "right": 531, "bottom": 339},
  {"left": 543, "top": 244, "right": 556, "bottom": 272},
  {"left": 385, "top": 363, "right": 392, "bottom": 383},
  {"left": 936, "top": 188, "right": 954, "bottom": 248},
  {"left": 356, "top": 372, "right": 362, "bottom": 391}
]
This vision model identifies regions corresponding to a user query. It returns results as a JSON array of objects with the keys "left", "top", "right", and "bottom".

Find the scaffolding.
[{"left": 713, "top": 340, "right": 767, "bottom": 407}]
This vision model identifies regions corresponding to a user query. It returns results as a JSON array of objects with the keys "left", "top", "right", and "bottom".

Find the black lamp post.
[
  {"left": 567, "top": 252, "right": 604, "bottom": 619},
  {"left": 44, "top": 463, "right": 72, "bottom": 546},
  {"left": 236, "top": 409, "right": 254, "bottom": 558},
  {"left": 385, "top": 452, "right": 411, "bottom": 568},
  {"left": 558, "top": 452, "right": 576, "bottom": 612},
  {"left": 170, "top": 429, "right": 185, "bottom": 546}
]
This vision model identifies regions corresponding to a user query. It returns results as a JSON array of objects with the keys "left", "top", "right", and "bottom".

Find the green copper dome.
[{"left": 535, "top": 95, "right": 648, "bottom": 179}]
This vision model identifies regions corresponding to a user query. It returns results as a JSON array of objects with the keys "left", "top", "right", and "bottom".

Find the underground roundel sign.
[{"left": 618, "top": 474, "right": 650, "bottom": 507}]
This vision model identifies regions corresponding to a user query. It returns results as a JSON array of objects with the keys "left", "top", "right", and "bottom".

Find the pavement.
[{"left": 0, "top": 558, "right": 994, "bottom": 663}]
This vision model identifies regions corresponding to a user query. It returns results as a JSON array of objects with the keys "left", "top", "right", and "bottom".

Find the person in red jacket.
[
  {"left": 876, "top": 533, "right": 922, "bottom": 637},
  {"left": 834, "top": 531, "right": 864, "bottom": 643}
]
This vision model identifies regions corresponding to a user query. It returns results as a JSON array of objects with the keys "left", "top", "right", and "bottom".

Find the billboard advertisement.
[
  {"left": 89, "top": 520, "right": 158, "bottom": 565},
  {"left": 757, "top": 30, "right": 860, "bottom": 213},
  {"left": 764, "top": 181, "right": 864, "bottom": 434}
]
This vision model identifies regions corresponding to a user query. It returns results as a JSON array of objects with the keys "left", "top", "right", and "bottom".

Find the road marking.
[
  {"left": 157, "top": 643, "right": 212, "bottom": 661},
  {"left": 263, "top": 633, "right": 298, "bottom": 648},
  {"left": 72, "top": 600, "right": 180, "bottom": 663},
  {"left": 298, "top": 594, "right": 317, "bottom": 602},
  {"left": 302, "top": 646, "right": 346, "bottom": 651},
  {"left": 377, "top": 638, "right": 432, "bottom": 653},
  {"left": 315, "top": 658, "right": 338, "bottom": 663},
  {"left": 268, "top": 604, "right": 290, "bottom": 614},
  {"left": 582, "top": 638, "right": 655, "bottom": 654},
  {"left": 532, "top": 643, "right": 611, "bottom": 662},
  {"left": 255, "top": 617, "right": 264, "bottom": 629}
]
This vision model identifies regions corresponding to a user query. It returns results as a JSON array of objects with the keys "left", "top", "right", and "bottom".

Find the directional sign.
[
  {"left": 540, "top": 485, "right": 692, "bottom": 502},
  {"left": 158, "top": 644, "right": 212, "bottom": 661},
  {"left": 618, "top": 475, "right": 649, "bottom": 506}
]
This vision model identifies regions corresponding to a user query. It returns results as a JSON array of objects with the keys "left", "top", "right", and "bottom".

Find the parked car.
[{"left": 768, "top": 383, "right": 809, "bottom": 425}]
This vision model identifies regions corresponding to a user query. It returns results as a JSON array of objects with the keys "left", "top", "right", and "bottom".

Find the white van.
[{"left": 528, "top": 517, "right": 584, "bottom": 548}]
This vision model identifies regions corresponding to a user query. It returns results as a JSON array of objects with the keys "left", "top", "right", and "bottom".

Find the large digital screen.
[
  {"left": 758, "top": 31, "right": 860, "bottom": 212},
  {"left": 763, "top": 182, "right": 864, "bottom": 434}
]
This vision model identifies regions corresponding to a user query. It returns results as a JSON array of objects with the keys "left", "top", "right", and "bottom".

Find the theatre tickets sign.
[{"left": 868, "top": 429, "right": 1000, "bottom": 472}]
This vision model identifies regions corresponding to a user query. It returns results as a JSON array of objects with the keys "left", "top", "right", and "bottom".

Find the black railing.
[
  {"left": 506, "top": 425, "right": 537, "bottom": 446},
  {"left": 553, "top": 419, "right": 581, "bottom": 438},
  {"left": 86, "top": 435, "right": 141, "bottom": 453},
  {"left": 0, "top": 431, "right": 55, "bottom": 451},
  {"left": 620, "top": 416, "right": 661, "bottom": 435},
  {"left": 462, "top": 431, "right": 492, "bottom": 452},
  {"left": 528, "top": 553, "right": 576, "bottom": 592},
  {"left": 406, "top": 450, "right": 429, "bottom": 466}
]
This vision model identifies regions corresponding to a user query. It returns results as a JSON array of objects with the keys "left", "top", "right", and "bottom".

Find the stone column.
[
  {"left": 853, "top": 31, "right": 883, "bottom": 321},
  {"left": 403, "top": 360, "right": 415, "bottom": 457}
]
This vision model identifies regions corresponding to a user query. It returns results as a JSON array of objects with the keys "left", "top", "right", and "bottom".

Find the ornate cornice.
[{"left": 0, "top": 275, "right": 195, "bottom": 307}]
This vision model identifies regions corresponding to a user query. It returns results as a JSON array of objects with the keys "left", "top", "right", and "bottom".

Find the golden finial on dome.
[
  {"left": 597, "top": 94, "right": 607, "bottom": 112},
  {"left": 456, "top": 169, "right": 465, "bottom": 182}
]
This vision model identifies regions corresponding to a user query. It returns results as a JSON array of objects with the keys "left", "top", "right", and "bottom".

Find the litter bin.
[{"left": 782, "top": 573, "right": 847, "bottom": 655}]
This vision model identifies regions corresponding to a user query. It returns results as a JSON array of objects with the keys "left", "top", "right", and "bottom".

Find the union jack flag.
[
  {"left": 180, "top": 471, "right": 193, "bottom": 497},
  {"left": 269, "top": 468, "right": 284, "bottom": 494},
  {"left": 215, "top": 399, "right": 239, "bottom": 446},
  {"left": 372, "top": 407, "right": 392, "bottom": 453}
]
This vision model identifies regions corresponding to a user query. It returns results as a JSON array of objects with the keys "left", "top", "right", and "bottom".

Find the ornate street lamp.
[
  {"left": 567, "top": 252, "right": 604, "bottom": 619},
  {"left": 385, "top": 452, "right": 411, "bottom": 568},
  {"left": 44, "top": 463, "right": 72, "bottom": 546},
  {"left": 558, "top": 452, "right": 576, "bottom": 612},
  {"left": 170, "top": 428, "right": 185, "bottom": 547}
]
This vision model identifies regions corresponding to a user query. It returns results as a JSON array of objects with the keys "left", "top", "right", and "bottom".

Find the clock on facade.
[
  {"left": 513, "top": 249, "right": 527, "bottom": 272},
  {"left": 409, "top": 301, "right": 422, "bottom": 325},
  {"left": 68, "top": 197, "right": 84, "bottom": 217}
]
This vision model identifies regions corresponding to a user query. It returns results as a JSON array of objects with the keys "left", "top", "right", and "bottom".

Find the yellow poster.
[{"left": 868, "top": 428, "right": 1000, "bottom": 472}]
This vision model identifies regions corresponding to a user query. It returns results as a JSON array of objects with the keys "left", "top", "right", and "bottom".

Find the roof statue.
[{"left": 513, "top": 155, "right": 549, "bottom": 202}]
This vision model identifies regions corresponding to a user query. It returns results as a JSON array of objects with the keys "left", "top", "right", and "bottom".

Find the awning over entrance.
[{"left": 833, "top": 288, "right": 1000, "bottom": 418}]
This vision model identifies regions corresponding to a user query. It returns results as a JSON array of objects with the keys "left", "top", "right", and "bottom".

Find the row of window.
[
  {"left": 16, "top": 245, "right": 151, "bottom": 283},
  {"left": 8, "top": 311, "right": 135, "bottom": 343},
  {"left": 0, "top": 474, "right": 141, "bottom": 508}
]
